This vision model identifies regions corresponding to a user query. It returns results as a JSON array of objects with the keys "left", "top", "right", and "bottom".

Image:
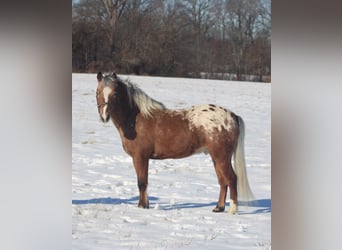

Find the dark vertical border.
[
  {"left": 0, "top": 1, "right": 71, "bottom": 249},
  {"left": 1, "top": 0, "right": 342, "bottom": 249},
  {"left": 272, "top": 0, "right": 342, "bottom": 249}
]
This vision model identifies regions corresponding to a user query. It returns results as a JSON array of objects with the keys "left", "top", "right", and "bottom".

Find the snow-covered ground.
[{"left": 72, "top": 73, "right": 271, "bottom": 249}]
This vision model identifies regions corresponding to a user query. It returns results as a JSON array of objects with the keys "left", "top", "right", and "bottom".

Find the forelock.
[{"left": 103, "top": 74, "right": 118, "bottom": 87}]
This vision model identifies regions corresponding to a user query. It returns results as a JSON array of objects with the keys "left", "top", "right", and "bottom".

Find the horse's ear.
[
  {"left": 111, "top": 72, "right": 117, "bottom": 79},
  {"left": 97, "top": 72, "right": 103, "bottom": 81}
]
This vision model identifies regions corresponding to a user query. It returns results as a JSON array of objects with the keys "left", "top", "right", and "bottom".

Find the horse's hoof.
[
  {"left": 212, "top": 206, "right": 225, "bottom": 212},
  {"left": 228, "top": 202, "right": 237, "bottom": 214},
  {"left": 138, "top": 203, "right": 149, "bottom": 209},
  {"left": 228, "top": 208, "right": 237, "bottom": 215}
]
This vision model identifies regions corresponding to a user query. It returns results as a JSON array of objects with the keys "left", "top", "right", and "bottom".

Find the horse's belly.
[
  {"left": 151, "top": 149, "right": 198, "bottom": 159},
  {"left": 151, "top": 133, "right": 203, "bottom": 159}
]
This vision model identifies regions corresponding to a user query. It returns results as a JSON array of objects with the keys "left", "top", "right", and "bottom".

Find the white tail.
[{"left": 232, "top": 116, "right": 255, "bottom": 201}]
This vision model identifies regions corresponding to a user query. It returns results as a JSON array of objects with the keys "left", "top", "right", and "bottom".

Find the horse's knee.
[{"left": 137, "top": 178, "right": 148, "bottom": 190}]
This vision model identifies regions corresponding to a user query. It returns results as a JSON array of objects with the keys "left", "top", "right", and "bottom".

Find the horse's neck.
[{"left": 110, "top": 104, "right": 139, "bottom": 140}]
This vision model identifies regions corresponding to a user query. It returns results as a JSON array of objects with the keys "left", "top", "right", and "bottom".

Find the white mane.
[{"left": 124, "top": 79, "right": 166, "bottom": 118}]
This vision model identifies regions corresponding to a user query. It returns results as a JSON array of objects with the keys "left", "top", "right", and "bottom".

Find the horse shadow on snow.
[{"left": 72, "top": 197, "right": 271, "bottom": 214}]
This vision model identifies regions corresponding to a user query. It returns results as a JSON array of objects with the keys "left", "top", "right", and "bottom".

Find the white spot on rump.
[{"left": 186, "top": 105, "right": 234, "bottom": 135}]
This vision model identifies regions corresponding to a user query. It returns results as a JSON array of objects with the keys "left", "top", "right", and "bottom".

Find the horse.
[{"left": 95, "top": 72, "right": 254, "bottom": 214}]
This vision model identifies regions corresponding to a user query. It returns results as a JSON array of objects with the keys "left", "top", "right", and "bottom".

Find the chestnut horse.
[{"left": 95, "top": 72, "right": 254, "bottom": 214}]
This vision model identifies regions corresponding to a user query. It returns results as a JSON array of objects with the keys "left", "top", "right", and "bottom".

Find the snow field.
[{"left": 72, "top": 73, "right": 271, "bottom": 249}]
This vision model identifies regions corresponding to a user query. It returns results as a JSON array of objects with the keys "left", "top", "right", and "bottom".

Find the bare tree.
[
  {"left": 225, "top": 0, "right": 264, "bottom": 80},
  {"left": 73, "top": 0, "right": 107, "bottom": 71},
  {"left": 72, "top": 0, "right": 271, "bottom": 82},
  {"left": 102, "top": 0, "right": 127, "bottom": 57},
  {"left": 176, "top": 0, "right": 217, "bottom": 75}
]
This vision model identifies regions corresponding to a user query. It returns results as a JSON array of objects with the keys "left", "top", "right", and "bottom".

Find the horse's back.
[{"left": 144, "top": 105, "right": 238, "bottom": 159}]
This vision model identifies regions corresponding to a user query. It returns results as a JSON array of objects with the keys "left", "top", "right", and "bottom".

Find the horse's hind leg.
[
  {"left": 213, "top": 175, "right": 227, "bottom": 212},
  {"left": 212, "top": 158, "right": 238, "bottom": 214},
  {"left": 212, "top": 159, "right": 228, "bottom": 212},
  {"left": 132, "top": 156, "right": 149, "bottom": 209},
  {"left": 227, "top": 161, "right": 238, "bottom": 214}
]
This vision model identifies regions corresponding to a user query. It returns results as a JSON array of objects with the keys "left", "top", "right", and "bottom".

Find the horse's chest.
[
  {"left": 121, "top": 134, "right": 153, "bottom": 157},
  {"left": 121, "top": 141, "right": 131, "bottom": 155}
]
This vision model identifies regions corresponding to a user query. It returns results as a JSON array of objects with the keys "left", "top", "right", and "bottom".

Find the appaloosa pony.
[{"left": 95, "top": 72, "right": 254, "bottom": 214}]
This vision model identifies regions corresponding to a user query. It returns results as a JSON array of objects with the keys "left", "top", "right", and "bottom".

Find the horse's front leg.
[{"left": 133, "top": 156, "right": 149, "bottom": 208}]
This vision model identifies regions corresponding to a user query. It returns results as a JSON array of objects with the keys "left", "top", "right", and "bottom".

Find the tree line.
[{"left": 72, "top": 0, "right": 271, "bottom": 82}]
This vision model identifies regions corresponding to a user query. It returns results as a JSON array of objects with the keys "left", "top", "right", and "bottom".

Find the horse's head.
[{"left": 96, "top": 72, "right": 120, "bottom": 123}]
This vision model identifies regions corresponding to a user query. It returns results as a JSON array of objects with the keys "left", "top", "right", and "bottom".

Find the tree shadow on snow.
[
  {"left": 159, "top": 202, "right": 217, "bottom": 211},
  {"left": 236, "top": 199, "right": 272, "bottom": 214},
  {"left": 156, "top": 198, "right": 271, "bottom": 214},
  {"left": 72, "top": 197, "right": 271, "bottom": 214},
  {"left": 72, "top": 196, "right": 159, "bottom": 205}
]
